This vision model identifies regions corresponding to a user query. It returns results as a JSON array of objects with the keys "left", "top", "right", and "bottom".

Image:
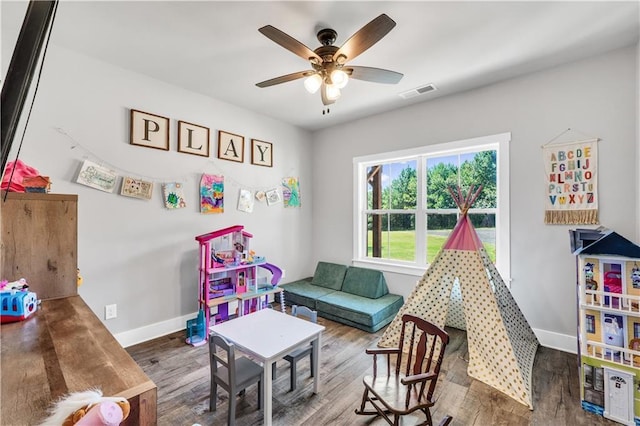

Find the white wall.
[
  {"left": 4, "top": 45, "right": 314, "bottom": 345},
  {"left": 311, "top": 45, "right": 638, "bottom": 352}
]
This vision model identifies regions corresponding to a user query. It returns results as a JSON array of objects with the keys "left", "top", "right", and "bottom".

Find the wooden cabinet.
[
  {"left": 1, "top": 192, "right": 157, "bottom": 424},
  {"left": 1, "top": 192, "right": 77, "bottom": 300}
]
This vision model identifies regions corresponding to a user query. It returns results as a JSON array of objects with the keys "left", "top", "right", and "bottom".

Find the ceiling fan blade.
[
  {"left": 320, "top": 85, "right": 336, "bottom": 106},
  {"left": 259, "top": 25, "right": 322, "bottom": 63},
  {"left": 333, "top": 14, "right": 396, "bottom": 63},
  {"left": 345, "top": 66, "right": 403, "bottom": 84},
  {"left": 256, "top": 70, "right": 314, "bottom": 88}
]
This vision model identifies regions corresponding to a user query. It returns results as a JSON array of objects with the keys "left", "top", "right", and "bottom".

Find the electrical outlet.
[{"left": 105, "top": 304, "right": 117, "bottom": 320}]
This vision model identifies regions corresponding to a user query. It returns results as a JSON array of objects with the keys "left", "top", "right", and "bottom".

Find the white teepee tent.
[{"left": 378, "top": 186, "right": 539, "bottom": 409}]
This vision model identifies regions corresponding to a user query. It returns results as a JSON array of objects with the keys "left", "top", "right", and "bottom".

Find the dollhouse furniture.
[
  {"left": 210, "top": 308, "right": 325, "bottom": 426},
  {"left": 571, "top": 227, "right": 640, "bottom": 425},
  {"left": 196, "top": 225, "right": 284, "bottom": 333},
  {"left": 279, "top": 261, "right": 403, "bottom": 332},
  {"left": 272, "top": 305, "right": 318, "bottom": 391},
  {"left": 209, "top": 334, "right": 263, "bottom": 426},
  {"left": 355, "top": 314, "right": 452, "bottom": 426},
  {"left": 1, "top": 192, "right": 156, "bottom": 425}
]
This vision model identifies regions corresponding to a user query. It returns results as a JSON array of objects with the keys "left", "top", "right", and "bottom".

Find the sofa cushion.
[
  {"left": 316, "top": 292, "right": 404, "bottom": 329},
  {"left": 280, "top": 279, "right": 337, "bottom": 309},
  {"left": 310, "top": 262, "right": 348, "bottom": 291},
  {"left": 341, "top": 267, "right": 388, "bottom": 299}
]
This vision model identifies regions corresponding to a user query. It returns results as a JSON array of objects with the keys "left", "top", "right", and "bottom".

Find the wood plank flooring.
[{"left": 126, "top": 311, "right": 616, "bottom": 425}]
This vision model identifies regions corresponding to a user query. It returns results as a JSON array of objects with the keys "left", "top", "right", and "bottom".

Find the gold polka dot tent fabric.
[{"left": 378, "top": 208, "right": 539, "bottom": 409}]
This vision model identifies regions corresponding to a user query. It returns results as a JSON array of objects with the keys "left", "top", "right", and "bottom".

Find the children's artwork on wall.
[
  {"left": 266, "top": 188, "right": 281, "bottom": 206},
  {"left": 255, "top": 191, "right": 266, "bottom": 202},
  {"left": 200, "top": 174, "right": 224, "bottom": 214},
  {"left": 76, "top": 159, "right": 118, "bottom": 193},
  {"left": 120, "top": 176, "right": 153, "bottom": 200},
  {"left": 542, "top": 137, "right": 598, "bottom": 224},
  {"left": 237, "top": 189, "right": 254, "bottom": 213},
  {"left": 282, "top": 177, "right": 301, "bottom": 208},
  {"left": 163, "top": 182, "right": 186, "bottom": 209}
]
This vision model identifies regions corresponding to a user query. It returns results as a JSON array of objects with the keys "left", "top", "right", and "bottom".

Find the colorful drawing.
[
  {"left": 76, "top": 159, "right": 118, "bottom": 193},
  {"left": 282, "top": 177, "right": 301, "bottom": 208},
  {"left": 120, "top": 176, "right": 153, "bottom": 200},
  {"left": 237, "top": 189, "right": 254, "bottom": 213},
  {"left": 200, "top": 174, "right": 224, "bottom": 214},
  {"left": 163, "top": 182, "right": 186, "bottom": 209},
  {"left": 266, "top": 188, "right": 281, "bottom": 206}
]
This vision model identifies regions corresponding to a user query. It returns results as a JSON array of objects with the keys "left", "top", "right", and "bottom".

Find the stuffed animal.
[
  {"left": 38, "top": 389, "right": 130, "bottom": 426},
  {"left": 1, "top": 277, "right": 29, "bottom": 292}
]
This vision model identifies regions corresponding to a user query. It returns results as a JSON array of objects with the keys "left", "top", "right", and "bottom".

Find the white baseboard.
[
  {"left": 534, "top": 327, "right": 577, "bottom": 354},
  {"left": 115, "top": 313, "right": 579, "bottom": 355},
  {"left": 115, "top": 311, "right": 197, "bottom": 348}
]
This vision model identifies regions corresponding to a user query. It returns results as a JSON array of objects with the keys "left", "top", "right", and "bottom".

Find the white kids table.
[{"left": 209, "top": 308, "right": 325, "bottom": 425}]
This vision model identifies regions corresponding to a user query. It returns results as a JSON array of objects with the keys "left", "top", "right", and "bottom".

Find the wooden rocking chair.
[{"left": 355, "top": 314, "right": 452, "bottom": 426}]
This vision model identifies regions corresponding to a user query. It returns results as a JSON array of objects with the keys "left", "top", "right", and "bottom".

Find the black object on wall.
[{"left": 1, "top": 1, "right": 57, "bottom": 174}]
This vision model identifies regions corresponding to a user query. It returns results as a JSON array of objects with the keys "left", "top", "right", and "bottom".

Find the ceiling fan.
[{"left": 256, "top": 14, "right": 403, "bottom": 106}]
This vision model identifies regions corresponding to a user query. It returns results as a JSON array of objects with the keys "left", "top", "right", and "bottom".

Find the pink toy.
[
  {"left": 37, "top": 389, "right": 129, "bottom": 426},
  {"left": 75, "top": 401, "right": 124, "bottom": 426}
]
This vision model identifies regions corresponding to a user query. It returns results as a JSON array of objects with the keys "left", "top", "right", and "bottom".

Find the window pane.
[
  {"left": 469, "top": 213, "right": 496, "bottom": 262},
  {"left": 387, "top": 161, "right": 417, "bottom": 210},
  {"left": 366, "top": 165, "right": 381, "bottom": 210},
  {"left": 460, "top": 150, "right": 497, "bottom": 208},
  {"left": 367, "top": 213, "right": 415, "bottom": 261},
  {"left": 426, "top": 156, "right": 458, "bottom": 209},
  {"left": 368, "top": 162, "right": 418, "bottom": 211},
  {"left": 426, "top": 150, "right": 497, "bottom": 209},
  {"left": 426, "top": 213, "right": 457, "bottom": 263}
]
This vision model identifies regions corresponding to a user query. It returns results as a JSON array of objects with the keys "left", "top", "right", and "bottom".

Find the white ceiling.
[{"left": 2, "top": 1, "right": 639, "bottom": 132}]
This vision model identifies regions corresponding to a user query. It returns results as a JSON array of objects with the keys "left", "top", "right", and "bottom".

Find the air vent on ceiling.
[{"left": 399, "top": 84, "right": 437, "bottom": 99}]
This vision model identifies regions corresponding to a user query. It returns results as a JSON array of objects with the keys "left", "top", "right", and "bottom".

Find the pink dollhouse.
[{"left": 195, "top": 225, "right": 284, "bottom": 337}]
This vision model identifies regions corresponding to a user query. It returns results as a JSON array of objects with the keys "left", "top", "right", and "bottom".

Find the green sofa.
[{"left": 278, "top": 262, "right": 404, "bottom": 332}]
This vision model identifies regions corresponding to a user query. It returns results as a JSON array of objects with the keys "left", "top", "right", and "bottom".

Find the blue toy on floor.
[{"left": 185, "top": 309, "right": 206, "bottom": 347}]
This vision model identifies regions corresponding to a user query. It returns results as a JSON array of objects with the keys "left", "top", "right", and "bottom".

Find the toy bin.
[
  {"left": 1, "top": 291, "right": 38, "bottom": 323},
  {"left": 185, "top": 310, "right": 206, "bottom": 347}
]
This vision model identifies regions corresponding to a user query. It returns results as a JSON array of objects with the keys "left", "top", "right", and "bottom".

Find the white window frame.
[{"left": 352, "top": 132, "right": 511, "bottom": 285}]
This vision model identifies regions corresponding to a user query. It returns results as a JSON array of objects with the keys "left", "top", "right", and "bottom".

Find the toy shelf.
[
  {"left": 206, "top": 294, "right": 237, "bottom": 308},
  {"left": 195, "top": 225, "right": 285, "bottom": 338},
  {"left": 237, "top": 286, "right": 284, "bottom": 316},
  {"left": 205, "top": 260, "right": 266, "bottom": 274}
]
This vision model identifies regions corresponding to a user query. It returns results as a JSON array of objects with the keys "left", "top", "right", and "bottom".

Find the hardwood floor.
[{"left": 127, "top": 311, "right": 615, "bottom": 425}]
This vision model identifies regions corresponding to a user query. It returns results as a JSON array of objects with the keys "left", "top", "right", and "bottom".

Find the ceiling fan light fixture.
[
  {"left": 331, "top": 69, "right": 349, "bottom": 89},
  {"left": 325, "top": 84, "right": 341, "bottom": 101},
  {"left": 304, "top": 74, "right": 322, "bottom": 94}
]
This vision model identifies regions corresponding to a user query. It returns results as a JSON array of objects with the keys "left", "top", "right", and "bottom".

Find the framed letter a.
[{"left": 218, "top": 130, "right": 244, "bottom": 163}]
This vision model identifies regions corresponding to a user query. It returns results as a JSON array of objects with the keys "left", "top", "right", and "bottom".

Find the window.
[
  {"left": 353, "top": 133, "right": 510, "bottom": 280},
  {"left": 586, "top": 315, "right": 596, "bottom": 334}
]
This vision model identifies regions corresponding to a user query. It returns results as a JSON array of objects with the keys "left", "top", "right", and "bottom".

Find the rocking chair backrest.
[{"left": 398, "top": 314, "right": 449, "bottom": 401}]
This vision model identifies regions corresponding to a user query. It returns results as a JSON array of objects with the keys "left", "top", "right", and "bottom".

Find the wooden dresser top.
[{"left": 1, "top": 295, "right": 156, "bottom": 425}]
